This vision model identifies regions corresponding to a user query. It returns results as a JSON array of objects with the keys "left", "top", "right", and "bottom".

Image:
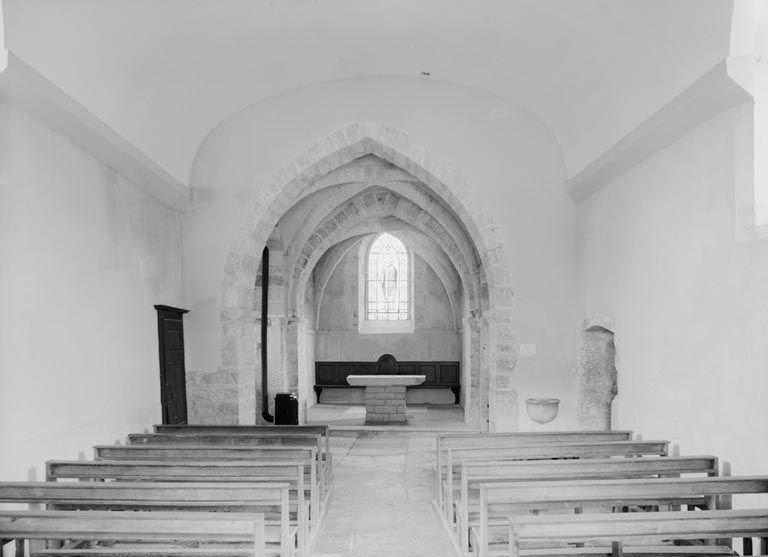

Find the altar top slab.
[{"left": 346, "top": 375, "right": 426, "bottom": 387}]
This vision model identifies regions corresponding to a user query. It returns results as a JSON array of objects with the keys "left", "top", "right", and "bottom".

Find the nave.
[{"left": 2, "top": 424, "right": 768, "bottom": 557}]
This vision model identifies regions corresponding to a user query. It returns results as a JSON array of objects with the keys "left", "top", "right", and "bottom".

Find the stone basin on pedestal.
[{"left": 347, "top": 375, "right": 426, "bottom": 423}]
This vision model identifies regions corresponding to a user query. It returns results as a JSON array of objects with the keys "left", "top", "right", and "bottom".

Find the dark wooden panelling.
[
  {"left": 439, "top": 363, "right": 459, "bottom": 384},
  {"left": 315, "top": 356, "right": 459, "bottom": 388},
  {"left": 418, "top": 364, "right": 437, "bottom": 383},
  {"left": 316, "top": 363, "right": 338, "bottom": 384},
  {"left": 399, "top": 364, "right": 415, "bottom": 375},
  {"left": 314, "top": 356, "right": 461, "bottom": 404}
]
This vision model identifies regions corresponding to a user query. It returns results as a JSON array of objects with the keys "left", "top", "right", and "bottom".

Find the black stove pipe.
[{"left": 260, "top": 246, "right": 274, "bottom": 423}]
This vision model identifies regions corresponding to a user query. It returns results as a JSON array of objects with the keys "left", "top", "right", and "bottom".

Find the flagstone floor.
[{"left": 309, "top": 430, "right": 460, "bottom": 556}]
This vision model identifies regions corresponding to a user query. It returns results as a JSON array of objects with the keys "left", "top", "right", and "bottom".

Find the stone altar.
[{"left": 346, "top": 375, "right": 426, "bottom": 423}]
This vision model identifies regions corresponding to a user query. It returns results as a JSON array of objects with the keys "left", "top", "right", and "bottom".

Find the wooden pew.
[
  {"left": 0, "top": 510, "right": 269, "bottom": 557},
  {"left": 0, "top": 481, "right": 295, "bottom": 556},
  {"left": 442, "top": 440, "right": 670, "bottom": 526},
  {"left": 515, "top": 548, "right": 737, "bottom": 557},
  {"left": 453, "top": 456, "right": 719, "bottom": 552},
  {"left": 45, "top": 460, "right": 311, "bottom": 545},
  {"left": 504, "top": 508, "right": 768, "bottom": 557},
  {"left": 434, "top": 431, "right": 634, "bottom": 512},
  {"left": 153, "top": 425, "right": 332, "bottom": 485},
  {"left": 92, "top": 444, "right": 322, "bottom": 519},
  {"left": 474, "top": 475, "right": 768, "bottom": 557},
  {"left": 28, "top": 551, "right": 264, "bottom": 556},
  {"left": 127, "top": 433, "right": 330, "bottom": 490}
]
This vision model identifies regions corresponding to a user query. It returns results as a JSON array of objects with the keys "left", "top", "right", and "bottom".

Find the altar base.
[{"left": 346, "top": 375, "right": 426, "bottom": 424}]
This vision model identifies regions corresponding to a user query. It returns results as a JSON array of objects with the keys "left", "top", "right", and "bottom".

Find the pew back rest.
[
  {"left": 481, "top": 475, "right": 768, "bottom": 512},
  {"left": 448, "top": 440, "right": 669, "bottom": 463},
  {"left": 93, "top": 445, "right": 317, "bottom": 462},
  {"left": 507, "top": 507, "right": 768, "bottom": 542},
  {"left": 128, "top": 433, "right": 321, "bottom": 449},
  {"left": 46, "top": 459, "right": 306, "bottom": 483},
  {"left": 461, "top": 456, "right": 718, "bottom": 485},
  {"left": 0, "top": 509, "right": 265, "bottom": 543},
  {"left": 154, "top": 425, "right": 328, "bottom": 436},
  {"left": 0, "top": 481, "right": 290, "bottom": 506},
  {"left": 439, "top": 430, "right": 634, "bottom": 453}
]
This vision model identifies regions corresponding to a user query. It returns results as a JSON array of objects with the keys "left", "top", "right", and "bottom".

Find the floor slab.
[
  {"left": 310, "top": 431, "right": 457, "bottom": 557},
  {"left": 307, "top": 403, "right": 475, "bottom": 431}
]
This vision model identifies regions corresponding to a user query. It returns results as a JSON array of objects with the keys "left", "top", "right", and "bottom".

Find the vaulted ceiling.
[{"left": 4, "top": 0, "right": 733, "bottom": 183}]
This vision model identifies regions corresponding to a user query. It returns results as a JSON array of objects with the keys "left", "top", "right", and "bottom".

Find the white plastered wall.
[
  {"left": 578, "top": 102, "right": 768, "bottom": 495},
  {"left": 0, "top": 101, "right": 183, "bottom": 480}
]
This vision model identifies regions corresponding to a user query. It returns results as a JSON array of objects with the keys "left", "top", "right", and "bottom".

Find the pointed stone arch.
[
  {"left": 286, "top": 187, "right": 479, "bottom": 314},
  {"left": 220, "top": 122, "right": 517, "bottom": 431}
]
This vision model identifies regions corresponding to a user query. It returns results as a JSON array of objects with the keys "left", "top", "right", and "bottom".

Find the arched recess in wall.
[
  {"left": 219, "top": 122, "right": 517, "bottom": 431},
  {"left": 577, "top": 315, "right": 618, "bottom": 431}
]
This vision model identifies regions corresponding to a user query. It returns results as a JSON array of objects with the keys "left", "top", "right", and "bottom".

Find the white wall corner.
[
  {"left": 0, "top": 0, "right": 5, "bottom": 52},
  {"left": 566, "top": 59, "right": 753, "bottom": 202},
  {"left": 0, "top": 50, "right": 190, "bottom": 211}
]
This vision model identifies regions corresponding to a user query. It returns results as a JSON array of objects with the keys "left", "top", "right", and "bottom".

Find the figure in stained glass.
[{"left": 367, "top": 233, "right": 408, "bottom": 320}]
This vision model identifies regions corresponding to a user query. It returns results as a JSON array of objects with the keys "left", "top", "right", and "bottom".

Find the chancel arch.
[
  {"left": 281, "top": 183, "right": 483, "bottom": 422},
  {"left": 219, "top": 122, "right": 516, "bottom": 431}
]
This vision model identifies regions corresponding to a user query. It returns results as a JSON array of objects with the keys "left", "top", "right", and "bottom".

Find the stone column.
[
  {"left": 577, "top": 325, "right": 617, "bottom": 430},
  {"left": 486, "top": 310, "right": 518, "bottom": 433}
]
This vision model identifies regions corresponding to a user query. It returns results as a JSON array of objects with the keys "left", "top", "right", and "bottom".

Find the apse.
[{"left": 253, "top": 154, "right": 480, "bottom": 424}]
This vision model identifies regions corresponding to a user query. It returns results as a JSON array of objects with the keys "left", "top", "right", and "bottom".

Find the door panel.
[{"left": 155, "top": 305, "right": 189, "bottom": 425}]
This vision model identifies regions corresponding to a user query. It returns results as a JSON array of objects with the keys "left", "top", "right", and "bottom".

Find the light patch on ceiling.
[{"left": 488, "top": 102, "right": 517, "bottom": 120}]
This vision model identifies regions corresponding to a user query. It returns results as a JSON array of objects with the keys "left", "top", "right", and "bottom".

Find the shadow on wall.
[{"left": 577, "top": 325, "right": 618, "bottom": 430}]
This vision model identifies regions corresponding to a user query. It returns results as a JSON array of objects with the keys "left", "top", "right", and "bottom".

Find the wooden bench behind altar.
[{"left": 314, "top": 353, "right": 460, "bottom": 403}]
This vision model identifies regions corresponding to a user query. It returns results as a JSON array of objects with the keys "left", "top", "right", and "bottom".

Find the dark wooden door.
[{"left": 154, "top": 305, "right": 189, "bottom": 425}]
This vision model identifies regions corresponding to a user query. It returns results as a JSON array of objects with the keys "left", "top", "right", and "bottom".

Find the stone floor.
[
  {"left": 309, "top": 432, "right": 458, "bottom": 557},
  {"left": 306, "top": 403, "right": 474, "bottom": 431}
]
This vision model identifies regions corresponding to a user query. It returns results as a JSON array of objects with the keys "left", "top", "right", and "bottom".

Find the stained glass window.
[{"left": 367, "top": 233, "right": 408, "bottom": 320}]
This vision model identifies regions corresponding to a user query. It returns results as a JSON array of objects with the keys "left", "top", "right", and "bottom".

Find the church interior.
[{"left": 2, "top": 1, "right": 768, "bottom": 555}]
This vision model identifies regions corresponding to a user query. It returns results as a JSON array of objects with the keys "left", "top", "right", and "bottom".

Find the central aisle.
[{"left": 310, "top": 433, "right": 456, "bottom": 557}]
